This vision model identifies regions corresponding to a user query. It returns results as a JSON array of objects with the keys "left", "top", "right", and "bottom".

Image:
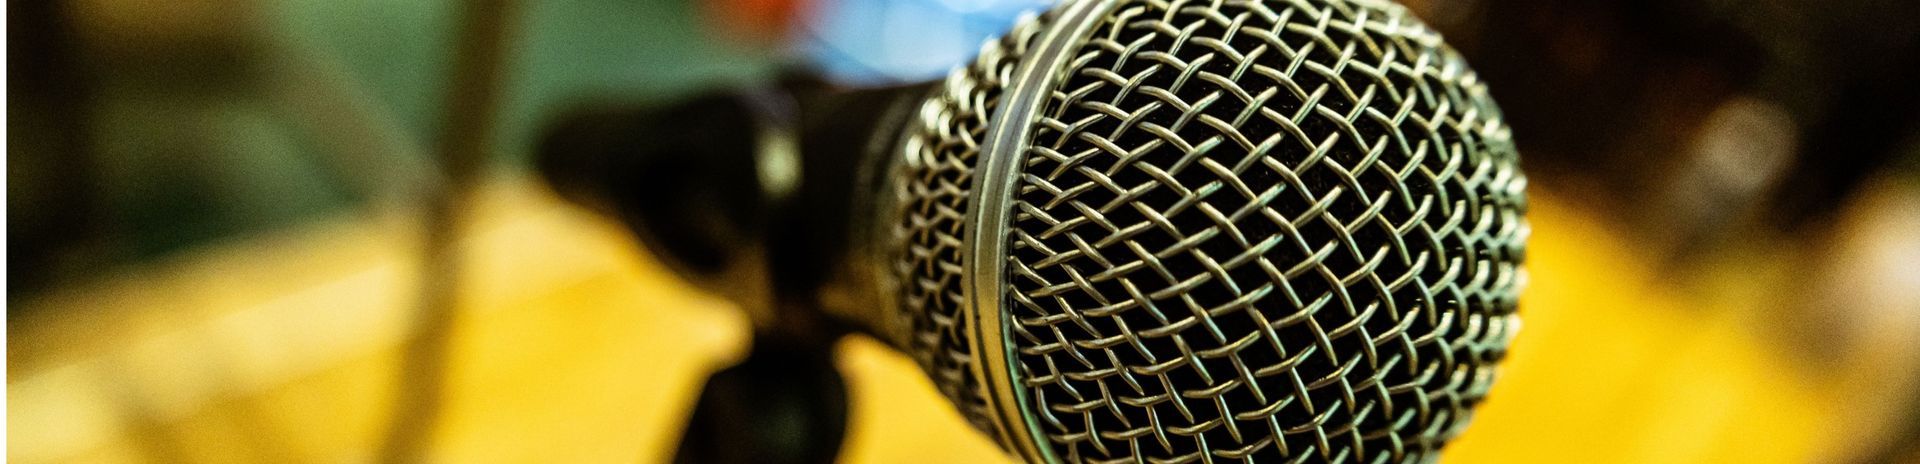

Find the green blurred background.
[{"left": 10, "top": 0, "right": 775, "bottom": 289}]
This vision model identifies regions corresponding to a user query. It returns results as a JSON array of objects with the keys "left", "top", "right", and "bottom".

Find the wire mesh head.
[
  {"left": 886, "top": 0, "right": 1525, "bottom": 462},
  {"left": 887, "top": 9, "right": 1055, "bottom": 436}
]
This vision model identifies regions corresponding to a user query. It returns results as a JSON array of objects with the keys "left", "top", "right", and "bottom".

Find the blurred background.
[{"left": 7, "top": 0, "right": 1920, "bottom": 462}]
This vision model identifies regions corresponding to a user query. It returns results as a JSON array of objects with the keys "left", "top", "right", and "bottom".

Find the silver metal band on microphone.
[{"left": 967, "top": 1, "right": 1125, "bottom": 461}]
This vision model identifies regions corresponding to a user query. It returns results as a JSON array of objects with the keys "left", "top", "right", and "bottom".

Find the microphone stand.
[
  {"left": 538, "top": 77, "right": 932, "bottom": 464},
  {"left": 667, "top": 192, "right": 863, "bottom": 462},
  {"left": 673, "top": 107, "right": 855, "bottom": 462}
]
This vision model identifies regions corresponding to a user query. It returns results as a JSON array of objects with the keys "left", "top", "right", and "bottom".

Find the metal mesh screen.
[
  {"left": 889, "top": 12, "right": 1053, "bottom": 438},
  {"left": 1003, "top": 0, "right": 1526, "bottom": 462}
]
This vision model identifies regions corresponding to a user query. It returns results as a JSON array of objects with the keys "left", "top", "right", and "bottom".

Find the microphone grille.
[
  {"left": 884, "top": 0, "right": 1525, "bottom": 461},
  {"left": 1007, "top": 0, "right": 1524, "bottom": 462},
  {"left": 889, "top": 12, "right": 1057, "bottom": 434}
]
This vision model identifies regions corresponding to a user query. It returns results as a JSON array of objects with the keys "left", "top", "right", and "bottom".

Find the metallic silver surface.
[
  {"left": 884, "top": 0, "right": 1526, "bottom": 462},
  {"left": 884, "top": 8, "right": 1051, "bottom": 444},
  {"left": 966, "top": 0, "right": 1121, "bottom": 461}
]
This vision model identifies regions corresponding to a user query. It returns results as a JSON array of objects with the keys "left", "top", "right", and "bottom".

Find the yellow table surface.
[{"left": 4, "top": 178, "right": 1895, "bottom": 463}]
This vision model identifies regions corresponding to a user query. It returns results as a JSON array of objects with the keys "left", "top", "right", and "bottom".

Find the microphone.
[{"left": 543, "top": 0, "right": 1527, "bottom": 462}]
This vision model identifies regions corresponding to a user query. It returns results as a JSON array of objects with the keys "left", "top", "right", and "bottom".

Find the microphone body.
[{"left": 543, "top": 0, "right": 1526, "bottom": 462}]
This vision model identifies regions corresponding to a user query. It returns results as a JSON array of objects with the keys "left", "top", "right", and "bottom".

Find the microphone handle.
[{"left": 538, "top": 77, "right": 933, "bottom": 336}]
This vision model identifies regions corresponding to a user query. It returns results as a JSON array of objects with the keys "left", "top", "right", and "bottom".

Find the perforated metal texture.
[
  {"left": 889, "top": 13, "right": 1051, "bottom": 439},
  {"left": 1004, "top": 0, "right": 1526, "bottom": 462}
]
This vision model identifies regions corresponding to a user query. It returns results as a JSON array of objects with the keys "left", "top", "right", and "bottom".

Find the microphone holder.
[{"left": 538, "top": 76, "right": 932, "bottom": 464}]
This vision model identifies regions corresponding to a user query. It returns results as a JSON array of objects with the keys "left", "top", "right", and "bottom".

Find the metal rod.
[{"left": 379, "top": 0, "right": 518, "bottom": 461}]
